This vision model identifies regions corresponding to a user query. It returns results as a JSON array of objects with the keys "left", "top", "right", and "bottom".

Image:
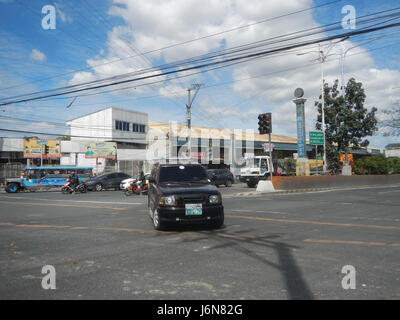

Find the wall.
[
  {"left": 385, "top": 149, "right": 400, "bottom": 158},
  {"left": 69, "top": 108, "right": 113, "bottom": 141},
  {"left": 272, "top": 174, "right": 400, "bottom": 191}
]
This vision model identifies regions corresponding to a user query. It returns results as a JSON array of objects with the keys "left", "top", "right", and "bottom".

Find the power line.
[
  {"left": 0, "top": 0, "right": 342, "bottom": 92},
  {"left": 4, "top": 6, "right": 400, "bottom": 103},
  {"left": 3, "top": 38, "right": 399, "bottom": 131},
  {"left": 2, "top": 18, "right": 400, "bottom": 107}
]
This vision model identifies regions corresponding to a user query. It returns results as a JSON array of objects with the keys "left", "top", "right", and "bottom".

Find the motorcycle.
[
  {"left": 124, "top": 179, "right": 148, "bottom": 196},
  {"left": 61, "top": 179, "right": 87, "bottom": 194}
]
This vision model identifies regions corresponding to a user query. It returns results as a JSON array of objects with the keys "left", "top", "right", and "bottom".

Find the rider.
[
  {"left": 138, "top": 170, "right": 145, "bottom": 194},
  {"left": 69, "top": 170, "right": 80, "bottom": 191}
]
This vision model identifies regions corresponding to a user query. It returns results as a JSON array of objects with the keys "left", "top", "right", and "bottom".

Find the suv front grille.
[{"left": 178, "top": 195, "right": 205, "bottom": 206}]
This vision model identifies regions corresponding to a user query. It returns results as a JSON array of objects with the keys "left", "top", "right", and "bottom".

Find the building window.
[
  {"left": 132, "top": 123, "right": 146, "bottom": 133},
  {"left": 115, "top": 120, "right": 130, "bottom": 132}
]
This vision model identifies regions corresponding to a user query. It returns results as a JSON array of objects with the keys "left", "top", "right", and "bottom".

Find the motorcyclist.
[
  {"left": 69, "top": 171, "right": 80, "bottom": 191},
  {"left": 138, "top": 171, "right": 145, "bottom": 194}
]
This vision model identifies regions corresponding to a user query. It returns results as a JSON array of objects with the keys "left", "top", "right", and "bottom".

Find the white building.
[
  {"left": 385, "top": 143, "right": 400, "bottom": 158},
  {"left": 66, "top": 106, "right": 148, "bottom": 145},
  {"left": 64, "top": 107, "right": 148, "bottom": 174}
]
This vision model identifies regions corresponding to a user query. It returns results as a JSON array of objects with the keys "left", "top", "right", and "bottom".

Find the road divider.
[{"left": 271, "top": 174, "right": 400, "bottom": 192}]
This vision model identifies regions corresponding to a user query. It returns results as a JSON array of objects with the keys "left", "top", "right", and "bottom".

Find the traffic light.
[
  {"left": 258, "top": 113, "right": 272, "bottom": 134},
  {"left": 44, "top": 144, "right": 49, "bottom": 154}
]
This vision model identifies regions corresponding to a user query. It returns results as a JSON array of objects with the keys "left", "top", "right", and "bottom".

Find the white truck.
[{"left": 239, "top": 155, "right": 274, "bottom": 188}]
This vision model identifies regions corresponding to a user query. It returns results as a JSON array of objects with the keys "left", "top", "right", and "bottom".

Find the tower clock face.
[{"left": 294, "top": 88, "right": 304, "bottom": 98}]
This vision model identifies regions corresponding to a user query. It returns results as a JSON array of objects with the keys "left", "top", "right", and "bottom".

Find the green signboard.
[{"left": 309, "top": 131, "right": 324, "bottom": 145}]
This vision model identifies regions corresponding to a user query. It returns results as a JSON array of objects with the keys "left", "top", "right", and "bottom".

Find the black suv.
[
  {"left": 148, "top": 164, "right": 224, "bottom": 230},
  {"left": 207, "top": 169, "right": 234, "bottom": 187}
]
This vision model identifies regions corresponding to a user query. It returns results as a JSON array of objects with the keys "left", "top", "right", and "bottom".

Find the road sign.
[
  {"left": 309, "top": 131, "right": 324, "bottom": 145},
  {"left": 262, "top": 143, "right": 274, "bottom": 152}
]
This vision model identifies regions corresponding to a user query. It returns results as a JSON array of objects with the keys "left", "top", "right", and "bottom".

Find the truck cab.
[{"left": 239, "top": 155, "right": 273, "bottom": 188}]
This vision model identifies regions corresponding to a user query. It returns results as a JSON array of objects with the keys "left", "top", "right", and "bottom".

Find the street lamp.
[
  {"left": 339, "top": 37, "right": 379, "bottom": 96},
  {"left": 186, "top": 83, "right": 203, "bottom": 160},
  {"left": 297, "top": 39, "right": 347, "bottom": 173}
]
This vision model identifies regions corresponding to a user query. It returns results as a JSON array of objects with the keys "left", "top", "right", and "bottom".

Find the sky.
[{"left": 0, "top": 0, "right": 400, "bottom": 149}]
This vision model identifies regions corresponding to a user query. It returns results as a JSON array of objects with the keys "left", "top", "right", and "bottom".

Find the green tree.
[
  {"left": 315, "top": 78, "right": 378, "bottom": 173},
  {"left": 354, "top": 155, "right": 393, "bottom": 175}
]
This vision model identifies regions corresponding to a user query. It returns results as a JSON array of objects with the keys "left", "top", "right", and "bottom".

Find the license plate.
[{"left": 185, "top": 203, "right": 202, "bottom": 216}]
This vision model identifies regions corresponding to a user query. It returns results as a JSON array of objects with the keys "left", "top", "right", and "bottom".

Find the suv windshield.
[{"left": 159, "top": 165, "right": 208, "bottom": 183}]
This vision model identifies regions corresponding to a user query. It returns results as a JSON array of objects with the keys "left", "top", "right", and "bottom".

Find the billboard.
[
  {"left": 84, "top": 142, "right": 117, "bottom": 159},
  {"left": 23, "top": 139, "right": 61, "bottom": 159}
]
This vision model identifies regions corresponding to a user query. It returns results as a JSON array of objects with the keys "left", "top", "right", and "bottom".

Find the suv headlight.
[
  {"left": 159, "top": 195, "right": 176, "bottom": 206},
  {"left": 209, "top": 195, "right": 220, "bottom": 204}
]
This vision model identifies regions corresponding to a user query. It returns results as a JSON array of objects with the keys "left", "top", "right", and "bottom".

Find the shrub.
[{"left": 354, "top": 155, "right": 396, "bottom": 175}]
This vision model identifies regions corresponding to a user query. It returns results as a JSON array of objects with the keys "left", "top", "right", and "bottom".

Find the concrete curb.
[{"left": 233, "top": 184, "right": 400, "bottom": 197}]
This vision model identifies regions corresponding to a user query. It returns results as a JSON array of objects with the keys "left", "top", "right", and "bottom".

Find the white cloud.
[
  {"left": 55, "top": 3, "right": 73, "bottom": 23},
  {"left": 30, "top": 49, "right": 46, "bottom": 62},
  {"left": 67, "top": 0, "right": 400, "bottom": 148}
]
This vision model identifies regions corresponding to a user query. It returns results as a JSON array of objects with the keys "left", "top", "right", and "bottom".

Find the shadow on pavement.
[{"left": 165, "top": 225, "right": 314, "bottom": 300}]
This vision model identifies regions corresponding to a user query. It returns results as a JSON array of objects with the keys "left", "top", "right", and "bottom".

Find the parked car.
[
  {"left": 207, "top": 169, "right": 234, "bottom": 187},
  {"left": 120, "top": 173, "right": 150, "bottom": 190},
  {"left": 86, "top": 172, "right": 131, "bottom": 191},
  {"left": 148, "top": 163, "right": 224, "bottom": 230}
]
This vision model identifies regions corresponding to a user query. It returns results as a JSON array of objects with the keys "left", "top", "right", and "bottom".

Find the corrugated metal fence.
[{"left": 0, "top": 163, "right": 24, "bottom": 185}]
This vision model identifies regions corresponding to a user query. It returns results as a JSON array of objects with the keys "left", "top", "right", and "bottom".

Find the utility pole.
[
  {"left": 297, "top": 39, "right": 347, "bottom": 173},
  {"left": 318, "top": 44, "right": 328, "bottom": 173},
  {"left": 186, "top": 83, "right": 203, "bottom": 161}
]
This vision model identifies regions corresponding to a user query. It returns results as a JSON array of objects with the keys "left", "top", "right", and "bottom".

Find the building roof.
[
  {"left": 66, "top": 106, "right": 148, "bottom": 123},
  {"left": 385, "top": 143, "right": 400, "bottom": 149},
  {"left": 148, "top": 121, "right": 298, "bottom": 144}
]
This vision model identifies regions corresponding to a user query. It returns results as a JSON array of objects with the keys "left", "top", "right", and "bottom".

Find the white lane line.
[
  {"left": 0, "top": 195, "right": 142, "bottom": 205},
  {"left": 378, "top": 189, "right": 400, "bottom": 194}
]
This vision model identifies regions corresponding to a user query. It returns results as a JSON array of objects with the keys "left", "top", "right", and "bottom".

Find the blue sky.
[{"left": 0, "top": 0, "right": 400, "bottom": 149}]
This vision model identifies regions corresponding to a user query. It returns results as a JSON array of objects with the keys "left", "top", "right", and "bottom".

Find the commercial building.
[
  {"left": 385, "top": 143, "right": 400, "bottom": 158},
  {"left": 0, "top": 106, "right": 384, "bottom": 179}
]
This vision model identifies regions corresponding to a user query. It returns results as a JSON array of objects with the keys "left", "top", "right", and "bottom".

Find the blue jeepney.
[{"left": 5, "top": 166, "right": 93, "bottom": 193}]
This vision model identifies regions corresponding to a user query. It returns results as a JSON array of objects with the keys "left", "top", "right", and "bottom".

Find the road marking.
[
  {"left": 0, "top": 200, "right": 127, "bottom": 211},
  {"left": 227, "top": 215, "right": 400, "bottom": 231},
  {"left": 303, "top": 239, "right": 400, "bottom": 247},
  {"left": 0, "top": 221, "right": 268, "bottom": 241},
  {"left": 216, "top": 233, "right": 257, "bottom": 240},
  {"left": 0, "top": 195, "right": 142, "bottom": 205},
  {"left": 0, "top": 222, "right": 168, "bottom": 234},
  {"left": 378, "top": 189, "right": 400, "bottom": 194},
  {"left": 231, "top": 209, "right": 286, "bottom": 214}
]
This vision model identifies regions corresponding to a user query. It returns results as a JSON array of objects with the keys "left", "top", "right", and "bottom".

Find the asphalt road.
[{"left": 0, "top": 183, "right": 399, "bottom": 300}]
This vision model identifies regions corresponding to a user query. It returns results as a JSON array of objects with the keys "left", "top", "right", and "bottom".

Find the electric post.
[{"left": 186, "top": 83, "right": 203, "bottom": 161}]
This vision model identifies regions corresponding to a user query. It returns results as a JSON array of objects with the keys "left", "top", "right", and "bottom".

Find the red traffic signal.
[{"left": 258, "top": 113, "right": 272, "bottom": 134}]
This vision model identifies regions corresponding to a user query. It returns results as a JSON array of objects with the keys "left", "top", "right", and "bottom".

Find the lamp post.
[
  {"left": 297, "top": 45, "right": 328, "bottom": 172},
  {"left": 297, "top": 39, "right": 348, "bottom": 173},
  {"left": 186, "top": 83, "right": 203, "bottom": 161}
]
